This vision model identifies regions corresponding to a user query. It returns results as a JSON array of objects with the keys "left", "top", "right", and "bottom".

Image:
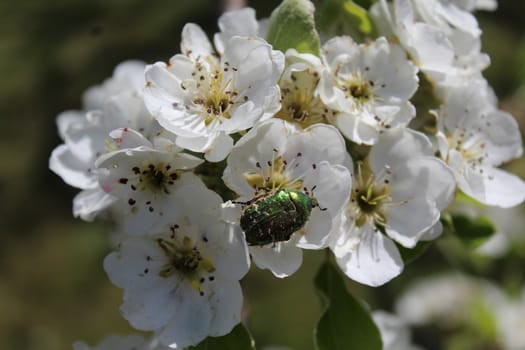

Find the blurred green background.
[{"left": 1, "top": 1, "right": 525, "bottom": 349}]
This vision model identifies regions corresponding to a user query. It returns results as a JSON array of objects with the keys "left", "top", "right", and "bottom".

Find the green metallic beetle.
[{"left": 239, "top": 189, "right": 318, "bottom": 246}]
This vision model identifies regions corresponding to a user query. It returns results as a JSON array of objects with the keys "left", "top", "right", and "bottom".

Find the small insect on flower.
[{"left": 239, "top": 189, "right": 318, "bottom": 246}]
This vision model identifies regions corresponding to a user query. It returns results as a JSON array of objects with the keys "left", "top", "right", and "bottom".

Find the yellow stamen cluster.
[
  {"left": 157, "top": 236, "right": 215, "bottom": 294},
  {"left": 243, "top": 156, "right": 303, "bottom": 195},
  {"left": 276, "top": 70, "right": 333, "bottom": 128}
]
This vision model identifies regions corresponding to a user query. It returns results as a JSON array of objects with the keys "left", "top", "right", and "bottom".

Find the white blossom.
[
  {"left": 104, "top": 185, "right": 249, "bottom": 348},
  {"left": 274, "top": 49, "right": 335, "bottom": 129},
  {"left": 49, "top": 61, "right": 156, "bottom": 221},
  {"left": 95, "top": 128, "right": 205, "bottom": 235},
  {"left": 319, "top": 36, "right": 418, "bottom": 144},
  {"left": 371, "top": 0, "right": 455, "bottom": 83},
  {"left": 222, "top": 119, "right": 351, "bottom": 277},
  {"left": 436, "top": 79, "right": 525, "bottom": 208},
  {"left": 370, "top": 0, "right": 489, "bottom": 89},
  {"left": 144, "top": 23, "right": 283, "bottom": 162},
  {"left": 330, "top": 129, "right": 456, "bottom": 286}
]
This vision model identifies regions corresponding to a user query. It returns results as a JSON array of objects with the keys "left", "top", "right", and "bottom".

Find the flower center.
[
  {"left": 157, "top": 235, "right": 215, "bottom": 294},
  {"left": 349, "top": 163, "right": 392, "bottom": 228},
  {"left": 447, "top": 129, "right": 488, "bottom": 170},
  {"left": 129, "top": 163, "right": 178, "bottom": 194},
  {"left": 353, "top": 184, "right": 389, "bottom": 227},
  {"left": 243, "top": 155, "right": 304, "bottom": 195},
  {"left": 333, "top": 64, "right": 375, "bottom": 107},
  {"left": 344, "top": 80, "right": 373, "bottom": 104},
  {"left": 183, "top": 58, "right": 242, "bottom": 127},
  {"left": 276, "top": 70, "right": 333, "bottom": 128}
]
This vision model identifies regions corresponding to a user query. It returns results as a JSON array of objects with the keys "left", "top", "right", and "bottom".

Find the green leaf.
[
  {"left": 314, "top": 261, "right": 382, "bottom": 350},
  {"left": 188, "top": 323, "right": 255, "bottom": 350},
  {"left": 451, "top": 214, "right": 496, "bottom": 249},
  {"left": 266, "top": 0, "right": 321, "bottom": 56},
  {"left": 317, "top": 0, "right": 375, "bottom": 37}
]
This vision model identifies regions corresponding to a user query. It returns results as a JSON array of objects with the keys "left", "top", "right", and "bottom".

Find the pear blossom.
[
  {"left": 95, "top": 128, "right": 205, "bottom": 235},
  {"left": 143, "top": 23, "right": 283, "bottom": 162},
  {"left": 411, "top": 0, "right": 490, "bottom": 88},
  {"left": 370, "top": 0, "right": 455, "bottom": 84},
  {"left": 49, "top": 61, "right": 157, "bottom": 221},
  {"left": 370, "top": 0, "right": 489, "bottom": 89},
  {"left": 222, "top": 119, "right": 351, "bottom": 277},
  {"left": 73, "top": 334, "right": 170, "bottom": 350},
  {"left": 319, "top": 36, "right": 418, "bottom": 145},
  {"left": 274, "top": 49, "right": 336, "bottom": 129},
  {"left": 104, "top": 185, "right": 249, "bottom": 348},
  {"left": 330, "top": 129, "right": 455, "bottom": 286},
  {"left": 372, "top": 311, "right": 422, "bottom": 350},
  {"left": 436, "top": 79, "right": 525, "bottom": 208},
  {"left": 83, "top": 60, "right": 149, "bottom": 112}
]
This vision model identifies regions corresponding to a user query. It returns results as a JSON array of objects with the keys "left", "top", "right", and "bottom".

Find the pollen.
[
  {"left": 157, "top": 235, "right": 215, "bottom": 295},
  {"left": 125, "top": 162, "right": 179, "bottom": 195},
  {"left": 243, "top": 156, "right": 303, "bottom": 195},
  {"left": 275, "top": 69, "right": 330, "bottom": 128},
  {"left": 349, "top": 162, "right": 392, "bottom": 228},
  {"left": 186, "top": 57, "right": 243, "bottom": 128}
]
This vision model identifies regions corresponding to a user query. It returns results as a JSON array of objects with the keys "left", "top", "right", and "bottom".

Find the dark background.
[{"left": 1, "top": 1, "right": 524, "bottom": 349}]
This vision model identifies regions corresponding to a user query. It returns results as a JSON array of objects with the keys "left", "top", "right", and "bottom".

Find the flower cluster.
[{"left": 49, "top": 0, "right": 524, "bottom": 348}]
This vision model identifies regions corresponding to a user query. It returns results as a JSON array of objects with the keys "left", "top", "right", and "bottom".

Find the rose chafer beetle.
[{"left": 239, "top": 189, "right": 319, "bottom": 246}]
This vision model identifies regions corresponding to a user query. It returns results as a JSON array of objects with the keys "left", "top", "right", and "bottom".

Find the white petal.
[
  {"left": 284, "top": 124, "right": 348, "bottom": 173},
  {"left": 419, "top": 220, "right": 443, "bottom": 241},
  {"left": 390, "top": 156, "right": 456, "bottom": 211},
  {"left": 180, "top": 23, "right": 213, "bottom": 58},
  {"left": 474, "top": 167, "right": 525, "bottom": 208},
  {"left": 365, "top": 38, "right": 418, "bottom": 100},
  {"left": 297, "top": 208, "right": 333, "bottom": 249},
  {"left": 385, "top": 198, "right": 439, "bottom": 248},
  {"left": 227, "top": 37, "right": 278, "bottom": 93},
  {"left": 103, "top": 238, "right": 166, "bottom": 289},
  {"left": 73, "top": 188, "right": 117, "bottom": 221},
  {"left": 302, "top": 162, "right": 351, "bottom": 219},
  {"left": 484, "top": 109, "right": 523, "bottom": 166},
  {"left": 369, "top": 129, "right": 433, "bottom": 173},
  {"left": 407, "top": 23, "right": 454, "bottom": 76},
  {"left": 220, "top": 201, "right": 242, "bottom": 224},
  {"left": 332, "top": 112, "right": 379, "bottom": 145},
  {"left": 204, "top": 133, "right": 234, "bottom": 162},
  {"left": 205, "top": 224, "right": 250, "bottom": 281},
  {"left": 214, "top": 7, "right": 259, "bottom": 54},
  {"left": 335, "top": 228, "right": 404, "bottom": 287},
  {"left": 158, "top": 284, "right": 212, "bottom": 348},
  {"left": 120, "top": 283, "right": 178, "bottom": 331},
  {"left": 49, "top": 144, "right": 97, "bottom": 189},
  {"left": 208, "top": 278, "right": 243, "bottom": 336},
  {"left": 56, "top": 110, "right": 84, "bottom": 139},
  {"left": 109, "top": 127, "right": 152, "bottom": 149},
  {"left": 249, "top": 242, "right": 303, "bottom": 278}
]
